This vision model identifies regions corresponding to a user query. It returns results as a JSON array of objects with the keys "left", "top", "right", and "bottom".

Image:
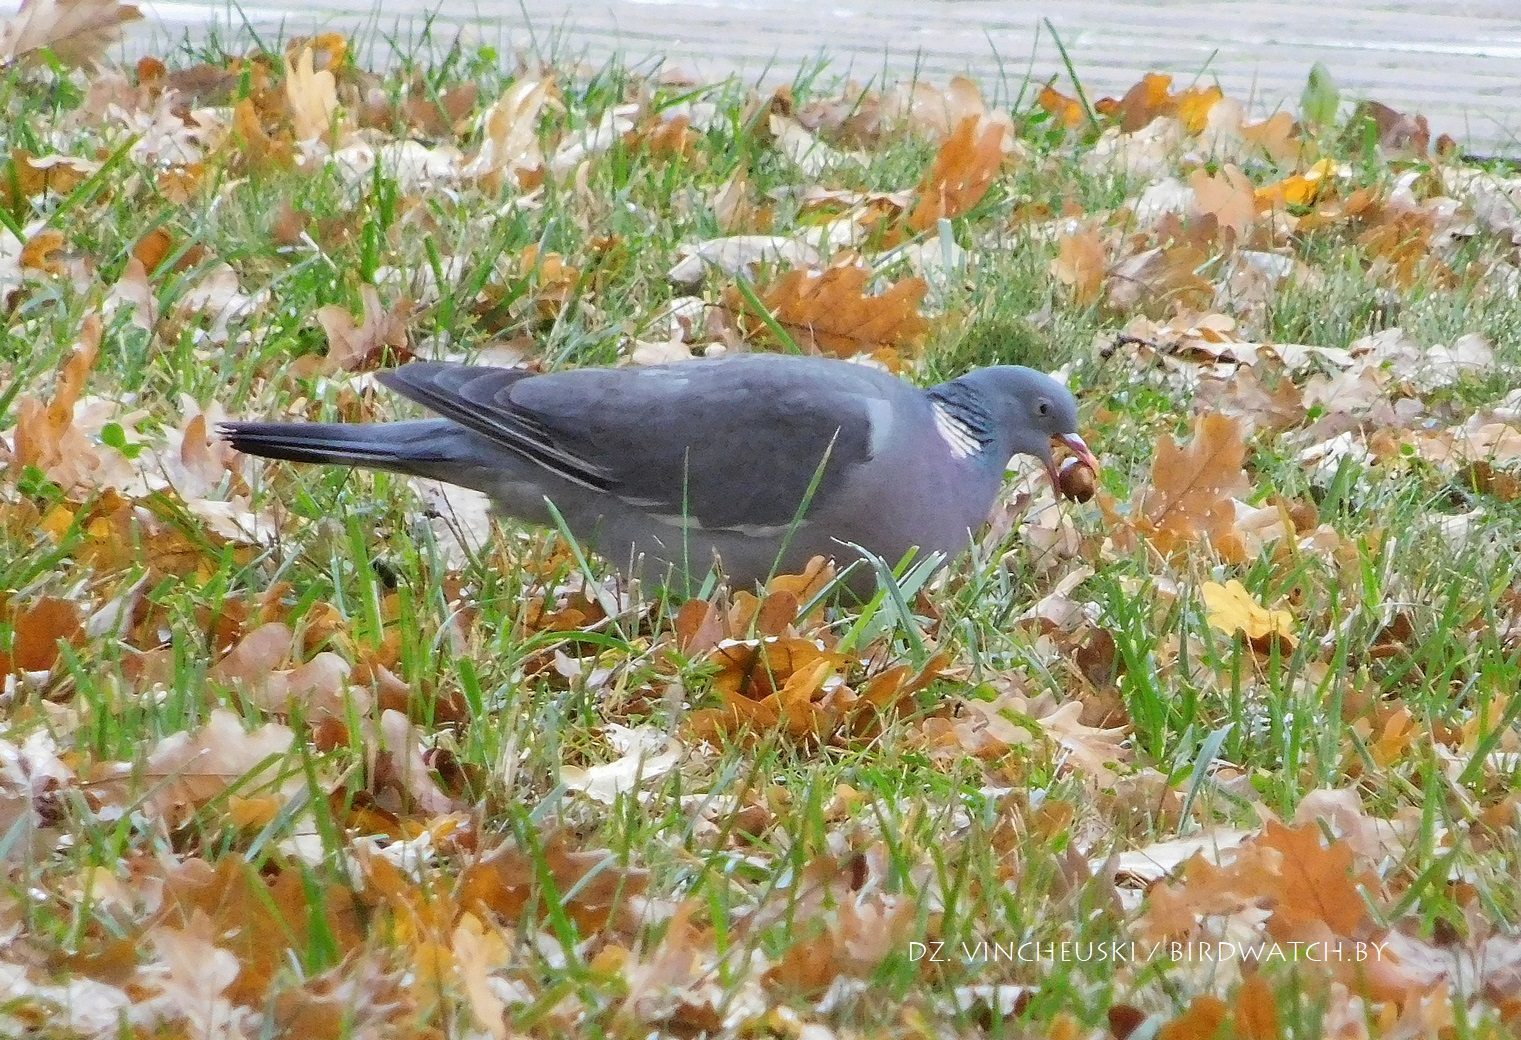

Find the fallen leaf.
[
  {"left": 1259, "top": 821, "right": 1372, "bottom": 936},
  {"left": 230, "top": 97, "right": 295, "bottom": 173},
  {"left": 285, "top": 45, "right": 340, "bottom": 144},
  {"left": 1133, "top": 413, "right": 1251, "bottom": 558},
  {"left": 1202, "top": 579, "right": 1297, "bottom": 650},
  {"left": 1, "top": 149, "right": 96, "bottom": 204},
  {"left": 0, "top": 0, "right": 140, "bottom": 70},
  {"left": 906, "top": 114, "right": 1006, "bottom": 232},
  {"left": 1256, "top": 157, "right": 1336, "bottom": 211},
  {"left": 768, "top": 111, "right": 866, "bottom": 178},
  {"left": 1100, "top": 72, "right": 1221, "bottom": 134},
  {"left": 1189, "top": 164, "right": 1256, "bottom": 236},
  {"left": 1159, "top": 994, "right": 1228, "bottom": 1040},
  {"left": 561, "top": 725, "right": 683, "bottom": 804},
  {"left": 20, "top": 228, "right": 67, "bottom": 275},
  {"left": 0, "top": 596, "right": 83, "bottom": 673},
  {"left": 1050, "top": 227, "right": 1107, "bottom": 305},
  {"left": 463, "top": 77, "right": 557, "bottom": 190},
  {"left": 728, "top": 263, "right": 928, "bottom": 362},
  {"left": 1105, "top": 242, "right": 1214, "bottom": 315},
  {"left": 1037, "top": 83, "right": 1086, "bottom": 129},
  {"left": 549, "top": 102, "right": 637, "bottom": 177},
  {"left": 317, "top": 285, "right": 413, "bottom": 371},
  {"left": 459, "top": 829, "right": 649, "bottom": 933},
  {"left": 1349, "top": 100, "right": 1429, "bottom": 158},
  {"left": 140, "top": 708, "right": 300, "bottom": 826},
  {"left": 668, "top": 234, "right": 822, "bottom": 287}
]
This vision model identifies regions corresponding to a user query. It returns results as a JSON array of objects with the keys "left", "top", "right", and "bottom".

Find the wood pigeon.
[{"left": 221, "top": 353, "right": 1097, "bottom": 592}]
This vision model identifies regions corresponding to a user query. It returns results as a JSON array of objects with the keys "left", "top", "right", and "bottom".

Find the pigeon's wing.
[{"left": 378, "top": 357, "right": 897, "bottom": 531}]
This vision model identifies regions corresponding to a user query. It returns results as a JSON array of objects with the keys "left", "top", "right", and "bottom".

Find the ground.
[{"left": 3, "top": 4, "right": 1521, "bottom": 1039}]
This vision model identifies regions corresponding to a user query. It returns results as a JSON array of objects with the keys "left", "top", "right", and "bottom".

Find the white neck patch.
[{"left": 932, "top": 402, "right": 984, "bottom": 459}]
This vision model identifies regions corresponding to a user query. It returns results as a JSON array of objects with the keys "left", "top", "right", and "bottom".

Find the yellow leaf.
[
  {"left": 1175, "top": 85, "right": 1224, "bottom": 134},
  {"left": 1255, "top": 157, "right": 1335, "bottom": 211},
  {"left": 1202, "top": 579, "right": 1297, "bottom": 647},
  {"left": 227, "top": 794, "right": 281, "bottom": 828},
  {"left": 1037, "top": 84, "right": 1086, "bottom": 129},
  {"left": 413, "top": 938, "right": 454, "bottom": 990},
  {"left": 40, "top": 503, "right": 74, "bottom": 541}
]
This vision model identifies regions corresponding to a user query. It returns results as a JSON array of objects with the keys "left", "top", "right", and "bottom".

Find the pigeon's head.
[{"left": 934, "top": 366, "right": 1098, "bottom": 489}]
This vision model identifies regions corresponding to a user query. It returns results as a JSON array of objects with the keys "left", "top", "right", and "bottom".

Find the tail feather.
[{"left": 219, "top": 419, "right": 463, "bottom": 477}]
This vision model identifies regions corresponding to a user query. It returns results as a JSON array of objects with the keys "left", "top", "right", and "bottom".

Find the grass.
[{"left": 2, "top": 13, "right": 1521, "bottom": 1040}]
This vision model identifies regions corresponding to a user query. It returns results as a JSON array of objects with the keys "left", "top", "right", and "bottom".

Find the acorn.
[{"left": 1057, "top": 457, "right": 1098, "bottom": 502}]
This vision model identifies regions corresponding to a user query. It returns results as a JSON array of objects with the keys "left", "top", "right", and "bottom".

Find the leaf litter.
[{"left": 0, "top": 25, "right": 1519, "bottom": 1040}]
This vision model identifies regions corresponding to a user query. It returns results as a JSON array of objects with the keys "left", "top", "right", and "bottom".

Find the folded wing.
[{"left": 378, "top": 357, "right": 888, "bottom": 531}]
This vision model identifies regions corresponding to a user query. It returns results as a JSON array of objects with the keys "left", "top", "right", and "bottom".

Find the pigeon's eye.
[{"left": 1035, "top": 399, "right": 1051, "bottom": 418}]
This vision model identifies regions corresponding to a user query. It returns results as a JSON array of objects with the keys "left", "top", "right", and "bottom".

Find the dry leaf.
[
  {"left": 1105, "top": 242, "right": 1214, "bottom": 315},
  {"left": 1037, "top": 84, "right": 1086, "bottom": 129},
  {"left": 317, "top": 285, "right": 413, "bottom": 371},
  {"left": 285, "top": 45, "right": 340, "bottom": 144},
  {"left": 0, "top": 597, "right": 83, "bottom": 673},
  {"left": 549, "top": 102, "right": 637, "bottom": 177},
  {"left": 10, "top": 313, "right": 102, "bottom": 484},
  {"left": 728, "top": 263, "right": 928, "bottom": 363},
  {"left": 1099, "top": 72, "right": 1222, "bottom": 135},
  {"left": 1189, "top": 164, "right": 1256, "bottom": 236},
  {"left": 1237, "top": 111, "right": 1303, "bottom": 165},
  {"left": 231, "top": 97, "right": 294, "bottom": 173},
  {"left": 1159, "top": 995, "right": 1228, "bottom": 1040},
  {"left": 19, "top": 227, "right": 66, "bottom": 275},
  {"left": 464, "top": 77, "right": 556, "bottom": 190},
  {"left": 141, "top": 709, "right": 300, "bottom": 826},
  {"left": 1259, "top": 821, "right": 1373, "bottom": 936},
  {"left": 561, "top": 725, "right": 683, "bottom": 804},
  {"left": 1, "top": 149, "right": 96, "bottom": 203},
  {"left": 1051, "top": 227, "right": 1106, "bottom": 305},
  {"left": 768, "top": 112, "right": 865, "bottom": 177},
  {"left": 906, "top": 114, "right": 1006, "bottom": 232},
  {"left": 1134, "top": 413, "right": 1250, "bottom": 558},
  {"left": 1350, "top": 100, "right": 1430, "bottom": 158},
  {"left": 1202, "top": 579, "right": 1297, "bottom": 650},
  {"left": 668, "top": 234, "right": 821, "bottom": 287},
  {"left": 1256, "top": 157, "right": 1336, "bottom": 211},
  {"left": 0, "top": 0, "right": 140, "bottom": 70}
]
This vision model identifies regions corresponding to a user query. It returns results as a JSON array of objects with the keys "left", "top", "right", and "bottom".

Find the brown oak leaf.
[
  {"left": 906, "top": 114, "right": 1006, "bottom": 232},
  {"left": 1134, "top": 412, "right": 1250, "bottom": 559},
  {"left": 1260, "top": 820, "right": 1372, "bottom": 937},
  {"left": 728, "top": 263, "right": 928, "bottom": 364}
]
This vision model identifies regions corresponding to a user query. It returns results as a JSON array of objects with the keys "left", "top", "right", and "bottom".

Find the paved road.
[{"left": 135, "top": 0, "right": 1521, "bottom": 148}]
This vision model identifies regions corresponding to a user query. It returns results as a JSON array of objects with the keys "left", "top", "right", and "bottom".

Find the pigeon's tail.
[{"left": 219, "top": 419, "right": 468, "bottom": 479}]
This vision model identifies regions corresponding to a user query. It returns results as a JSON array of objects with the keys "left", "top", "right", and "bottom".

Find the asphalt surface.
[{"left": 132, "top": 0, "right": 1521, "bottom": 148}]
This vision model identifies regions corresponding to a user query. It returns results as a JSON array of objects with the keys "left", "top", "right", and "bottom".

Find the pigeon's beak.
[{"left": 1047, "top": 432, "right": 1100, "bottom": 488}]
